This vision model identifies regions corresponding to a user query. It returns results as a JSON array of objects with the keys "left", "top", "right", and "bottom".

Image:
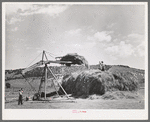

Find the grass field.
[
  {"left": 5, "top": 65, "right": 145, "bottom": 109},
  {"left": 5, "top": 80, "right": 145, "bottom": 109},
  {"left": 5, "top": 88, "right": 144, "bottom": 109}
]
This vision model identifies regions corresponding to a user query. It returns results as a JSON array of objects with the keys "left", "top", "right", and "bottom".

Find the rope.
[
  {"left": 6, "top": 52, "right": 44, "bottom": 101},
  {"left": 45, "top": 51, "right": 59, "bottom": 58},
  {"left": 26, "top": 52, "right": 42, "bottom": 68},
  {"left": 20, "top": 52, "right": 43, "bottom": 94},
  {"left": 46, "top": 52, "right": 55, "bottom": 59},
  {"left": 21, "top": 73, "right": 36, "bottom": 91}
]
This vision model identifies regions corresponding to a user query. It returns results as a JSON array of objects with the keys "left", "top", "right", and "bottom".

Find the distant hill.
[{"left": 5, "top": 64, "right": 144, "bottom": 81}]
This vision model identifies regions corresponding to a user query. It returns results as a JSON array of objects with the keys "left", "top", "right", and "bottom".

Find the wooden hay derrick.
[{"left": 21, "top": 50, "right": 88, "bottom": 102}]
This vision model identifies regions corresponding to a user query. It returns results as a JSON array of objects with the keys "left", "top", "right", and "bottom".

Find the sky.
[{"left": 4, "top": 3, "right": 147, "bottom": 70}]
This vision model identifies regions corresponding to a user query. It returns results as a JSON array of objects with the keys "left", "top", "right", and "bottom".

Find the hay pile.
[
  {"left": 58, "top": 67, "right": 139, "bottom": 98},
  {"left": 88, "top": 91, "right": 140, "bottom": 100},
  {"left": 56, "top": 53, "right": 89, "bottom": 69}
]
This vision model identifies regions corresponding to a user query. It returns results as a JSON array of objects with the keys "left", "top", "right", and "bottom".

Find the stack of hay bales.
[{"left": 58, "top": 66, "right": 139, "bottom": 98}]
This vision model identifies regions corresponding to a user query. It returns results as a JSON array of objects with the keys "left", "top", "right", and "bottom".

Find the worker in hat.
[
  {"left": 99, "top": 61, "right": 105, "bottom": 71},
  {"left": 18, "top": 88, "right": 23, "bottom": 105}
]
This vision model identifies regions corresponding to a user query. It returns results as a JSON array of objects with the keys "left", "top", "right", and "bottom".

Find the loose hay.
[
  {"left": 88, "top": 94, "right": 102, "bottom": 100},
  {"left": 59, "top": 67, "right": 139, "bottom": 98},
  {"left": 57, "top": 53, "right": 89, "bottom": 69},
  {"left": 101, "top": 91, "right": 139, "bottom": 100}
]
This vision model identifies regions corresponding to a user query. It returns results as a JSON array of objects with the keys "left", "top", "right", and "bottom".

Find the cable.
[
  {"left": 21, "top": 73, "right": 36, "bottom": 91},
  {"left": 45, "top": 51, "right": 56, "bottom": 56},
  {"left": 45, "top": 51, "right": 59, "bottom": 57},
  {"left": 7, "top": 52, "right": 42, "bottom": 80},
  {"left": 26, "top": 52, "right": 42, "bottom": 68},
  {"left": 46, "top": 52, "right": 55, "bottom": 59},
  {"left": 45, "top": 52, "right": 55, "bottom": 58}
]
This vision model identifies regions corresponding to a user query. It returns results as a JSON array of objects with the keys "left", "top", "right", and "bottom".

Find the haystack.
[
  {"left": 56, "top": 53, "right": 89, "bottom": 69},
  {"left": 58, "top": 67, "right": 139, "bottom": 98}
]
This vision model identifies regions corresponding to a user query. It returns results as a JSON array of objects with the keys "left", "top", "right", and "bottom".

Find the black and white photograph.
[{"left": 2, "top": 2, "right": 148, "bottom": 120}]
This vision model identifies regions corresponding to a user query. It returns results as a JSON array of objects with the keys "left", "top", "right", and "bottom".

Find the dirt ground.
[{"left": 5, "top": 88, "right": 145, "bottom": 109}]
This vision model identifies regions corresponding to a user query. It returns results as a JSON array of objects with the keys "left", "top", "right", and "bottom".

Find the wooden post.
[
  {"left": 47, "top": 66, "right": 69, "bottom": 99},
  {"left": 44, "top": 64, "right": 47, "bottom": 100},
  {"left": 42, "top": 50, "right": 45, "bottom": 64},
  {"left": 44, "top": 52, "right": 69, "bottom": 99}
]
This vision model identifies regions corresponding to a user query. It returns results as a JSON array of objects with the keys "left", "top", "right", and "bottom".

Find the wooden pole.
[
  {"left": 44, "top": 52, "right": 60, "bottom": 96},
  {"left": 44, "top": 52, "right": 69, "bottom": 99},
  {"left": 42, "top": 50, "right": 45, "bottom": 64},
  {"left": 47, "top": 66, "right": 69, "bottom": 99},
  {"left": 48, "top": 65, "right": 60, "bottom": 96},
  {"left": 44, "top": 64, "right": 47, "bottom": 100},
  {"left": 44, "top": 52, "right": 48, "bottom": 61}
]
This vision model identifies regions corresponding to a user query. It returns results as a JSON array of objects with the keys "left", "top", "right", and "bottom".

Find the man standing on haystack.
[
  {"left": 99, "top": 61, "right": 105, "bottom": 71},
  {"left": 18, "top": 88, "right": 23, "bottom": 105}
]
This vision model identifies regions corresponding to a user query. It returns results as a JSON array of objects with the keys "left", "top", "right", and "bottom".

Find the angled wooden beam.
[
  {"left": 44, "top": 60, "right": 72, "bottom": 64},
  {"left": 44, "top": 50, "right": 69, "bottom": 98},
  {"left": 42, "top": 50, "right": 45, "bottom": 65},
  {"left": 47, "top": 66, "right": 69, "bottom": 99},
  {"left": 22, "top": 60, "right": 72, "bottom": 74},
  {"left": 44, "top": 64, "right": 47, "bottom": 100}
]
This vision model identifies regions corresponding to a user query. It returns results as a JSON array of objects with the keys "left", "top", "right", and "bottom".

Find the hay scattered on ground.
[
  {"left": 58, "top": 67, "right": 139, "bottom": 98},
  {"left": 101, "top": 91, "right": 139, "bottom": 100},
  {"left": 88, "top": 91, "right": 140, "bottom": 100},
  {"left": 88, "top": 94, "right": 102, "bottom": 100}
]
